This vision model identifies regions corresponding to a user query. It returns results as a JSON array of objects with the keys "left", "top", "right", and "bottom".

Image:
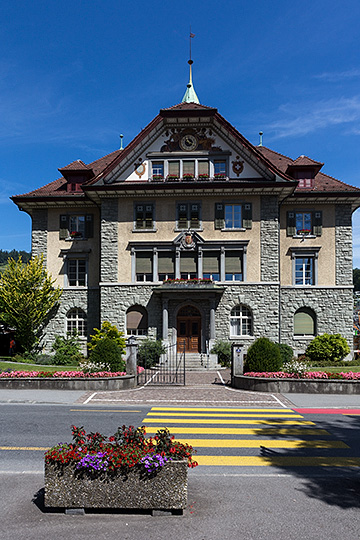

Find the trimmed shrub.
[
  {"left": 89, "top": 336, "right": 125, "bottom": 372},
  {"left": 276, "top": 343, "right": 294, "bottom": 365},
  {"left": 52, "top": 334, "right": 83, "bottom": 366},
  {"left": 244, "top": 337, "right": 282, "bottom": 372},
  {"left": 88, "top": 321, "right": 126, "bottom": 356},
  {"left": 138, "top": 339, "right": 165, "bottom": 369},
  {"left": 306, "top": 333, "right": 350, "bottom": 364},
  {"left": 211, "top": 340, "right": 231, "bottom": 367}
]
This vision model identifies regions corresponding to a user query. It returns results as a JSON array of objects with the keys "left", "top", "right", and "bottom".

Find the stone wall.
[
  {"left": 260, "top": 195, "right": 279, "bottom": 281},
  {"left": 280, "top": 286, "right": 354, "bottom": 356},
  {"left": 335, "top": 204, "right": 353, "bottom": 286},
  {"left": 31, "top": 209, "right": 48, "bottom": 262},
  {"left": 101, "top": 199, "right": 118, "bottom": 282}
]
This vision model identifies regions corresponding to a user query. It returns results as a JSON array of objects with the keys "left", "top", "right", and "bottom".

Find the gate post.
[
  {"left": 231, "top": 343, "right": 244, "bottom": 386},
  {"left": 126, "top": 336, "right": 138, "bottom": 385}
]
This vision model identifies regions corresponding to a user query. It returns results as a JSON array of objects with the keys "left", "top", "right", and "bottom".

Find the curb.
[{"left": 233, "top": 375, "right": 360, "bottom": 394}]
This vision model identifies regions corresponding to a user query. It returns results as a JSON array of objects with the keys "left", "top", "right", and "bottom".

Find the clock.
[{"left": 180, "top": 134, "right": 198, "bottom": 151}]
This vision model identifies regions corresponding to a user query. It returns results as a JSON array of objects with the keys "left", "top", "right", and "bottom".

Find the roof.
[
  {"left": 12, "top": 108, "right": 360, "bottom": 204},
  {"left": 257, "top": 146, "right": 360, "bottom": 193}
]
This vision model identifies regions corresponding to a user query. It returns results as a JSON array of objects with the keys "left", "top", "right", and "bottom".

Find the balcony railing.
[{"left": 150, "top": 174, "right": 228, "bottom": 183}]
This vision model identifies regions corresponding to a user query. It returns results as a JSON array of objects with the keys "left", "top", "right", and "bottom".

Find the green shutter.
[
  {"left": 313, "top": 211, "right": 322, "bottom": 236},
  {"left": 203, "top": 252, "right": 219, "bottom": 273},
  {"left": 287, "top": 212, "right": 296, "bottom": 236},
  {"left": 180, "top": 253, "right": 197, "bottom": 272},
  {"left": 59, "top": 215, "right": 69, "bottom": 239},
  {"left": 225, "top": 251, "right": 242, "bottom": 273},
  {"left": 215, "top": 203, "right": 225, "bottom": 229},
  {"left": 158, "top": 253, "right": 174, "bottom": 273},
  {"left": 242, "top": 203, "right": 252, "bottom": 229},
  {"left": 294, "top": 310, "right": 315, "bottom": 335},
  {"left": 136, "top": 253, "right": 152, "bottom": 273},
  {"left": 85, "top": 214, "right": 94, "bottom": 238}
]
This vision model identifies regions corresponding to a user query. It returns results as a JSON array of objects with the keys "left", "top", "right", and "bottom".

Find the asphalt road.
[{"left": 1, "top": 401, "right": 360, "bottom": 539}]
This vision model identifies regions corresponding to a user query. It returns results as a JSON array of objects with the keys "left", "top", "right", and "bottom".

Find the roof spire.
[{"left": 182, "top": 28, "right": 200, "bottom": 104}]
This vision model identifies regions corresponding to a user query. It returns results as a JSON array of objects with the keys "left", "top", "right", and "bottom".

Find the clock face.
[
  {"left": 180, "top": 134, "right": 198, "bottom": 151},
  {"left": 135, "top": 163, "right": 146, "bottom": 177}
]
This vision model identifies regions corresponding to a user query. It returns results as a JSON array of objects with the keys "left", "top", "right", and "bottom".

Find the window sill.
[
  {"left": 292, "top": 235, "right": 317, "bottom": 239},
  {"left": 174, "top": 228, "right": 203, "bottom": 232},
  {"left": 293, "top": 335, "right": 315, "bottom": 339},
  {"left": 221, "top": 228, "right": 246, "bottom": 232},
  {"left": 132, "top": 228, "right": 157, "bottom": 233},
  {"left": 64, "top": 286, "right": 88, "bottom": 289},
  {"left": 229, "top": 335, "right": 254, "bottom": 340},
  {"left": 65, "top": 237, "right": 88, "bottom": 242}
]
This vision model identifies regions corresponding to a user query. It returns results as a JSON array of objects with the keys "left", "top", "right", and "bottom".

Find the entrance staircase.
[{"left": 184, "top": 353, "right": 222, "bottom": 371}]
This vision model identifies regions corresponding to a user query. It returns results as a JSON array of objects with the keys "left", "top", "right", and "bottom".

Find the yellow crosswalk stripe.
[
  {"left": 147, "top": 412, "right": 304, "bottom": 418},
  {"left": 143, "top": 418, "right": 315, "bottom": 425},
  {"left": 151, "top": 407, "right": 294, "bottom": 413},
  {"left": 0, "top": 446, "right": 49, "bottom": 451},
  {"left": 173, "top": 439, "right": 349, "bottom": 449},
  {"left": 196, "top": 456, "right": 360, "bottom": 467},
  {"left": 145, "top": 427, "right": 331, "bottom": 436}
]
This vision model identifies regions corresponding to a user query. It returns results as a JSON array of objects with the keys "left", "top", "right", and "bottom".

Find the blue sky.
[{"left": 2, "top": 0, "right": 360, "bottom": 265}]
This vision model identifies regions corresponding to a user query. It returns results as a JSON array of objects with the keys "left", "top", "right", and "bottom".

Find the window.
[
  {"left": 158, "top": 252, "right": 175, "bottom": 281},
  {"left": 66, "top": 308, "right": 87, "bottom": 336},
  {"left": 203, "top": 252, "right": 220, "bottom": 281},
  {"left": 230, "top": 305, "right": 252, "bottom": 336},
  {"left": 295, "top": 171, "right": 314, "bottom": 189},
  {"left": 67, "top": 259, "right": 87, "bottom": 287},
  {"left": 198, "top": 161, "right": 209, "bottom": 176},
  {"left": 225, "top": 251, "right": 243, "bottom": 281},
  {"left": 126, "top": 306, "right": 148, "bottom": 336},
  {"left": 180, "top": 252, "right": 197, "bottom": 279},
  {"left": 135, "top": 204, "right": 154, "bottom": 230},
  {"left": 287, "top": 211, "right": 322, "bottom": 236},
  {"left": 168, "top": 161, "right": 180, "bottom": 178},
  {"left": 215, "top": 203, "right": 252, "bottom": 230},
  {"left": 151, "top": 161, "right": 164, "bottom": 179},
  {"left": 59, "top": 214, "right": 94, "bottom": 240},
  {"left": 294, "top": 307, "right": 316, "bottom": 336},
  {"left": 135, "top": 252, "right": 153, "bottom": 281},
  {"left": 176, "top": 203, "right": 201, "bottom": 230},
  {"left": 294, "top": 257, "right": 315, "bottom": 285},
  {"left": 183, "top": 160, "right": 195, "bottom": 178},
  {"left": 214, "top": 160, "right": 226, "bottom": 177}
]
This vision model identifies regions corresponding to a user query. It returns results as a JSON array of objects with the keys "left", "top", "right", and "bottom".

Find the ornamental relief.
[{"left": 161, "top": 127, "right": 222, "bottom": 153}]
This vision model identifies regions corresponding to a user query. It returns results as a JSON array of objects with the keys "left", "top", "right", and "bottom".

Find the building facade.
[{"left": 12, "top": 91, "right": 360, "bottom": 359}]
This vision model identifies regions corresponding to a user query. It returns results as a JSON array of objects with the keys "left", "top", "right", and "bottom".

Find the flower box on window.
[
  {"left": 182, "top": 173, "right": 195, "bottom": 181},
  {"left": 151, "top": 174, "right": 164, "bottom": 182},
  {"left": 214, "top": 173, "right": 227, "bottom": 180},
  {"left": 166, "top": 174, "right": 179, "bottom": 182},
  {"left": 297, "top": 229, "right": 312, "bottom": 235},
  {"left": 69, "top": 231, "right": 83, "bottom": 239},
  {"left": 198, "top": 174, "right": 210, "bottom": 181}
]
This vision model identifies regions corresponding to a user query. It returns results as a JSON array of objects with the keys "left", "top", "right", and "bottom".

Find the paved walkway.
[{"left": 77, "top": 369, "right": 294, "bottom": 408}]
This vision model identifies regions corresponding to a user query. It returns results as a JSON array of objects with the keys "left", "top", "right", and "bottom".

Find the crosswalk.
[{"left": 142, "top": 406, "right": 360, "bottom": 468}]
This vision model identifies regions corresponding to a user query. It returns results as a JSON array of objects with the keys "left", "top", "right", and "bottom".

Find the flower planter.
[{"left": 45, "top": 460, "right": 188, "bottom": 513}]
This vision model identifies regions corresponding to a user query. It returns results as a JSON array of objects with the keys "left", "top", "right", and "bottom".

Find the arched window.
[
  {"left": 66, "top": 308, "right": 87, "bottom": 336},
  {"left": 230, "top": 305, "right": 253, "bottom": 336},
  {"left": 294, "top": 307, "right": 316, "bottom": 336},
  {"left": 126, "top": 306, "right": 148, "bottom": 336}
]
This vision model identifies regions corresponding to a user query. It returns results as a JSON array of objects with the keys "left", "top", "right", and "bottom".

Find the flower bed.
[
  {"left": 45, "top": 425, "right": 197, "bottom": 512},
  {"left": 244, "top": 371, "right": 360, "bottom": 380},
  {"left": 0, "top": 367, "right": 144, "bottom": 379}
]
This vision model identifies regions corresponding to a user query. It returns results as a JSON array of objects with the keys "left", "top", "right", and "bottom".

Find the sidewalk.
[{"left": 0, "top": 369, "right": 359, "bottom": 408}]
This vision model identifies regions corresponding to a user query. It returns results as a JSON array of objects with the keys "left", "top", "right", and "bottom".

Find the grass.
[
  {"left": 0, "top": 360, "right": 79, "bottom": 373},
  {"left": 313, "top": 366, "right": 360, "bottom": 373}
]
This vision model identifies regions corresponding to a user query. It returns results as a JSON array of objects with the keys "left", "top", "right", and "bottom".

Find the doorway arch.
[{"left": 176, "top": 305, "right": 201, "bottom": 353}]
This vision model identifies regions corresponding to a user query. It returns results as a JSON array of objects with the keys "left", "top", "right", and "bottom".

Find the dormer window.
[{"left": 294, "top": 170, "right": 314, "bottom": 189}]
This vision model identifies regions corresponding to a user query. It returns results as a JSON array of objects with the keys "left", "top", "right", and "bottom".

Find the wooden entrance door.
[{"left": 177, "top": 306, "right": 201, "bottom": 353}]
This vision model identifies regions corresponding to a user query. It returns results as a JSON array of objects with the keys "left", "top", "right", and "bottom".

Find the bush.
[
  {"left": 306, "top": 333, "right": 350, "bottom": 364},
  {"left": 52, "top": 334, "right": 84, "bottom": 366},
  {"left": 88, "top": 321, "right": 126, "bottom": 356},
  {"left": 211, "top": 340, "right": 231, "bottom": 367},
  {"left": 282, "top": 359, "right": 310, "bottom": 377},
  {"left": 276, "top": 343, "right": 293, "bottom": 365},
  {"left": 34, "top": 354, "right": 55, "bottom": 365},
  {"left": 138, "top": 339, "right": 165, "bottom": 369},
  {"left": 244, "top": 337, "right": 282, "bottom": 372},
  {"left": 89, "top": 336, "right": 125, "bottom": 372}
]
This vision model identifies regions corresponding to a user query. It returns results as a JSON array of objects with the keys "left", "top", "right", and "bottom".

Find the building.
[{"left": 11, "top": 64, "right": 360, "bottom": 360}]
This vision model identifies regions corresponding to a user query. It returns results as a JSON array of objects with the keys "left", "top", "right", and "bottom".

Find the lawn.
[
  {"left": 313, "top": 366, "right": 360, "bottom": 373},
  {"left": 0, "top": 360, "right": 79, "bottom": 373}
]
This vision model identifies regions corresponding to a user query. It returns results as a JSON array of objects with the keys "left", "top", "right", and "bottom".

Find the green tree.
[
  {"left": 306, "top": 333, "right": 350, "bottom": 364},
  {"left": 0, "top": 255, "right": 62, "bottom": 351},
  {"left": 353, "top": 268, "right": 360, "bottom": 292},
  {"left": 52, "top": 334, "right": 84, "bottom": 365},
  {"left": 138, "top": 338, "right": 165, "bottom": 369},
  {"left": 89, "top": 336, "right": 126, "bottom": 372}
]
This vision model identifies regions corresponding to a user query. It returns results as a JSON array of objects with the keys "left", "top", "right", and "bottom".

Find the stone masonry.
[{"left": 260, "top": 195, "right": 279, "bottom": 282}]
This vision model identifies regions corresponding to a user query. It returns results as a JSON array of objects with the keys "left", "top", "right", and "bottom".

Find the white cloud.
[
  {"left": 313, "top": 69, "right": 360, "bottom": 82},
  {"left": 266, "top": 96, "right": 360, "bottom": 139}
]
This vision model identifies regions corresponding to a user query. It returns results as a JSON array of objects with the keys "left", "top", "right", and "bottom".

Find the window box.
[
  {"left": 166, "top": 174, "right": 180, "bottom": 182},
  {"left": 198, "top": 174, "right": 209, "bottom": 181},
  {"left": 214, "top": 173, "right": 227, "bottom": 180},
  {"left": 182, "top": 173, "right": 195, "bottom": 181},
  {"left": 151, "top": 174, "right": 164, "bottom": 182}
]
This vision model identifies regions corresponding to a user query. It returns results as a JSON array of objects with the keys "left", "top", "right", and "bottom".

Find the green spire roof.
[{"left": 182, "top": 60, "right": 200, "bottom": 104}]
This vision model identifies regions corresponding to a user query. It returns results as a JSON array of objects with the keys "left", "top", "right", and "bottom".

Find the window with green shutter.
[
  {"left": 214, "top": 203, "right": 252, "bottom": 230},
  {"left": 135, "top": 204, "right": 154, "bottom": 230},
  {"left": 294, "top": 308, "right": 316, "bottom": 336},
  {"left": 286, "top": 210, "right": 322, "bottom": 236}
]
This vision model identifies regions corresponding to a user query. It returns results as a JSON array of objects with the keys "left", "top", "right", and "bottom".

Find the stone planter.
[{"left": 44, "top": 460, "right": 188, "bottom": 513}]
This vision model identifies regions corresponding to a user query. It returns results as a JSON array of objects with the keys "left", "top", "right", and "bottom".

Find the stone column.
[{"left": 162, "top": 298, "right": 169, "bottom": 341}]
